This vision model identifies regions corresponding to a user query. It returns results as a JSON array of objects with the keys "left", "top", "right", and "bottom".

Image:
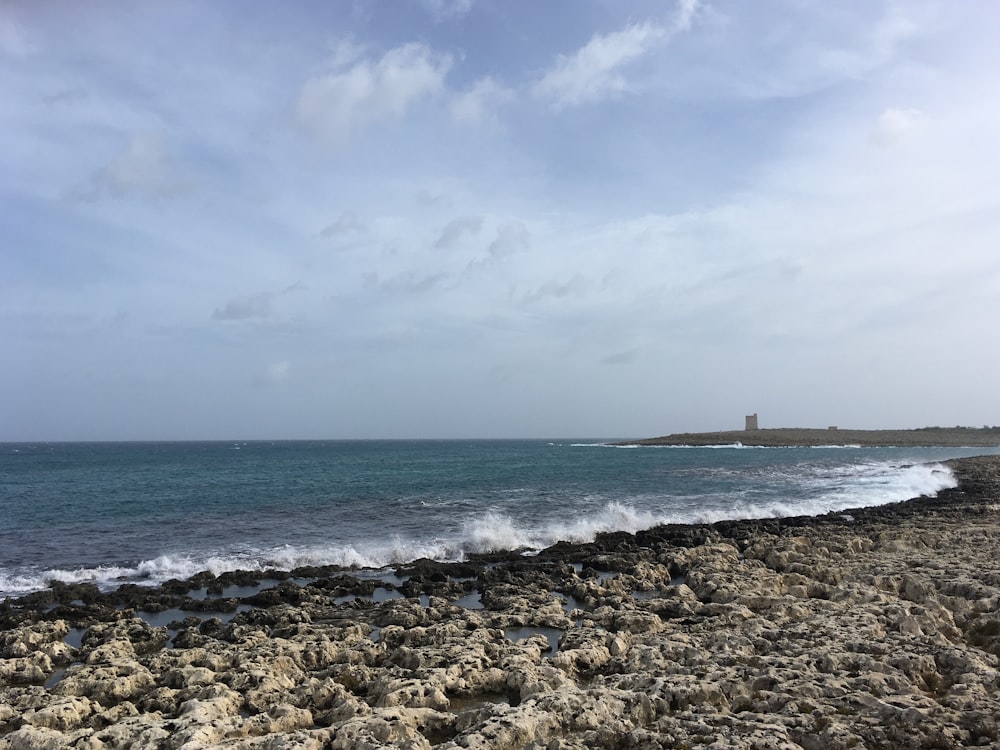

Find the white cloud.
[
  {"left": 43, "top": 88, "right": 89, "bottom": 106},
  {"left": 211, "top": 283, "right": 306, "bottom": 322},
  {"left": 320, "top": 211, "right": 366, "bottom": 237},
  {"left": 296, "top": 42, "right": 452, "bottom": 141},
  {"left": 212, "top": 293, "right": 272, "bottom": 321},
  {"left": 870, "top": 107, "right": 922, "bottom": 146},
  {"left": 0, "top": 9, "right": 35, "bottom": 57},
  {"left": 523, "top": 274, "right": 589, "bottom": 305},
  {"left": 414, "top": 189, "right": 452, "bottom": 208},
  {"left": 367, "top": 271, "right": 448, "bottom": 294},
  {"left": 673, "top": 0, "right": 701, "bottom": 32},
  {"left": 323, "top": 37, "right": 367, "bottom": 69},
  {"left": 435, "top": 215, "right": 483, "bottom": 249},
  {"left": 70, "top": 133, "right": 188, "bottom": 202},
  {"left": 601, "top": 349, "right": 638, "bottom": 365},
  {"left": 713, "top": 4, "right": 924, "bottom": 101},
  {"left": 533, "top": 22, "right": 666, "bottom": 109},
  {"left": 823, "top": 4, "right": 919, "bottom": 80},
  {"left": 421, "top": 0, "right": 474, "bottom": 22},
  {"left": 487, "top": 221, "right": 529, "bottom": 258},
  {"left": 450, "top": 76, "right": 514, "bottom": 126},
  {"left": 256, "top": 361, "right": 291, "bottom": 386}
]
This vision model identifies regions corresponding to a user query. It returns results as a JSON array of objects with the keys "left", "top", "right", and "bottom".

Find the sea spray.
[{"left": 0, "top": 441, "right": 985, "bottom": 598}]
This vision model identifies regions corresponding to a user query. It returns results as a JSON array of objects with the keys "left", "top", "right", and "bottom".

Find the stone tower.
[{"left": 745, "top": 413, "right": 759, "bottom": 431}]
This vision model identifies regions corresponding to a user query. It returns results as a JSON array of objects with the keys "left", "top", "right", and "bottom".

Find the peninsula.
[{"left": 620, "top": 426, "right": 1000, "bottom": 448}]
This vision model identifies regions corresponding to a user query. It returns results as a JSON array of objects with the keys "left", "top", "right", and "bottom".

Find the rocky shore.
[{"left": 3, "top": 457, "right": 1000, "bottom": 749}]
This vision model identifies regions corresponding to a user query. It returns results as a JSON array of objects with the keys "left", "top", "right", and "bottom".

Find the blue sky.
[{"left": 3, "top": 0, "right": 999, "bottom": 440}]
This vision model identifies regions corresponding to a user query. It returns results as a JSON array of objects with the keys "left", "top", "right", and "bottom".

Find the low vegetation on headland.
[{"left": 620, "top": 426, "right": 1000, "bottom": 447}]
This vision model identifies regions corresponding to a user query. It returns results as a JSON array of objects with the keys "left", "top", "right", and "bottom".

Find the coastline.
[
  {"left": 2, "top": 456, "right": 999, "bottom": 748},
  {"left": 618, "top": 426, "right": 1000, "bottom": 448}
]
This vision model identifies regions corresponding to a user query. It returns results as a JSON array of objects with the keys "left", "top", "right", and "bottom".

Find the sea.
[{"left": 2, "top": 440, "right": 998, "bottom": 600}]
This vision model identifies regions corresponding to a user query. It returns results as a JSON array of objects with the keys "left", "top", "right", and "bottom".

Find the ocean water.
[{"left": 1, "top": 440, "right": 997, "bottom": 599}]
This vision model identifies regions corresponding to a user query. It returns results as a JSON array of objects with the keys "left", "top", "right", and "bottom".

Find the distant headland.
[{"left": 619, "top": 425, "right": 1000, "bottom": 447}]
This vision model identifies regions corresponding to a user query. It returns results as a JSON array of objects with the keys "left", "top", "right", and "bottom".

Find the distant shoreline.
[{"left": 618, "top": 426, "right": 1000, "bottom": 447}]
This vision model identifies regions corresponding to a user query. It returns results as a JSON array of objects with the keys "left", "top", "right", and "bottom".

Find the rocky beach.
[{"left": 2, "top": 455, "right": 1000, "bottom": 749}]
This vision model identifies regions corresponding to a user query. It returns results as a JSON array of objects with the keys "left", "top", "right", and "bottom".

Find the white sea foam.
[
  {"left": 461, "top": 511, "right": 540, "bottom": 552},
  {"left": 629, "top": 443, "right": 769, "bottom": 449},
  {"left": 0, "top": 564, "right": 152, "bottom": 598},
  {"left": 0, "top": 461, "right": 959, "bottom": 600},
  {"left": 570, "top": 442, "right": 752, "bottom": 449},
  {"left": 545, "top": 501, "right": 661, "bottom": 542},
  {"left": 0, "top": 540, "right": 463, "bottom": 599},
  {"left": 682, "top": 462, "right": 956, "bottom": 524}
]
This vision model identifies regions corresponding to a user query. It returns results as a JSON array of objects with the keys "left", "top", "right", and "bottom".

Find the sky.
[{"left": 3, "top": 0, "right": 1000, "bottom": 440}]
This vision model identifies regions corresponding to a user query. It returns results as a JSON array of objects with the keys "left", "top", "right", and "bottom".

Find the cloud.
[
  {"left": 296, "top": 42, "right": 451, "bottom": 141},
  {"left": 870, "top": 107, "right": 922, "bottom": 147},
  {"left": 414, "top": 189, "right": 451, "bottom": 208},
  {"left": 255, "top": 361, "right": 291, "bottom": 386},
  {"left": 212, "top": 293, "right": 272, "bottom": 321},
  {"left": 523, "top": 274, "right": 588, "bottom": 304},
  {"left": 43, "top": 88, "right": 89, "bottom": 106},
  {"left": 0, "top": 9, "right": 35, "bottom": 57},
  {"left": 366, "top": 271, "right": 448, "bottom": 294},
  {"left": 69, "top": 133, "right": 188, "bottom": 202},
  {"left": 488, "top": 221, "right": 529, "bottom": 258},
  {"left": 434, "top": 215, "right": 483, "bottom": 249},
  {"left": 421, "top": 0, "right": 474, "bottom": 21},
  {"left": 714, "top": 4, "right": 923, "bottom": 101},
  {"left": 821, "top": 4, "right": 919, "bottom": 80},
  {"left": 673, "top": 0, "right": 701, "bottom": 32},
  {"left": 211, "top": 283, "right": 304, "bottom": 321},
  {"left": 320, "top": 211, "right": 366, "bottom": 237},
  {"left": 601, "top": 349, "right": 638, "bottom": 365},
  {"left": 450, "top": 76, "right": 514, "bottom": 126},
  {"left": 532, "top": 22, "right": 666, "bottom": 109}
]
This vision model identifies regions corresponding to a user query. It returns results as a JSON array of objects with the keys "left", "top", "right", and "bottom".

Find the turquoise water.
[{"left": 1, "top": 440, "right": 996, "bottom": 598}]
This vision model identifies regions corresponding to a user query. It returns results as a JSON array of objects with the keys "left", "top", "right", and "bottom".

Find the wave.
[
  {"left": 591, "top": 443, "right": 776, "bottom": 449},
  {"left": 0, "top": 461, "right": 957, "bottom": 600},
  {"left": 685, "top": 461, "right": 955, "bottom": 523},
  {"left": 458, "top": 501, "right": 661, "bottom": 552},
  {"left": 0, "top": 540, "right": 463, "bottom": 600}
]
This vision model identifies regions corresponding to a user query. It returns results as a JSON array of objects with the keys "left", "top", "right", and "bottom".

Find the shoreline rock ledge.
[{"left": 2, "top": 456, "right": 1000, "bottom": 748}]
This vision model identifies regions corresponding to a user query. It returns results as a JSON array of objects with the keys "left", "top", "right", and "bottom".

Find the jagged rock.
[
  {"left": 0, "top": 655, "right": 51, "bottom": 686},
  {"left": 19, "top": 695, "right": 96, "bottom": 731},
  {"left": 450, "top": 702, "right": 562, "bottom": 749},
  {"left": 52, "top": 660, "right": 156, "bottom": 706}
]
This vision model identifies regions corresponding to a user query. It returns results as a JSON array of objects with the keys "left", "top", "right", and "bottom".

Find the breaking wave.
[{"left": 0, "top": 461, "right": 956, "bottom": 599}]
